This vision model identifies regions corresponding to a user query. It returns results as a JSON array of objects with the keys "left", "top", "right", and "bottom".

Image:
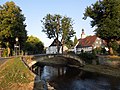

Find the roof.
[
  {"left": 49, "top": 38, "right": 62, "bottom": 46},
  {"left": 76, "top": 35, "right": 97, "bottom": 48}
]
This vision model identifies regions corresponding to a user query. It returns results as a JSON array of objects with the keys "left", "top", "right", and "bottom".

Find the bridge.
[{"left": 22, "top": 54, "right": 85, "bottom": 69}]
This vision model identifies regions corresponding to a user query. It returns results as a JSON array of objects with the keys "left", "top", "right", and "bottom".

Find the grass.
[
  {"left": 81, "top": 64, "right": 120, "bottom": 77},
  {"left": 0, "top": 57, "right": 34, "bottom": 90}
]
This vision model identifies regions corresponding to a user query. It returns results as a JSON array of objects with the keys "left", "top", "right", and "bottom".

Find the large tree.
[
  {"left": 0, "top": 1, "right": 27, "bottom": 54},
  {"left": 61, "top": 16, "right": 75, "bottom": 50},
  {"left": 83, "top": 0, "right": 120, "bottom": 55},
  {"left": 41, "top": 14, "right": 75, "bottom": 53},
  {"left": 25, "top": 35, "right": 44, "bottom": 55}
]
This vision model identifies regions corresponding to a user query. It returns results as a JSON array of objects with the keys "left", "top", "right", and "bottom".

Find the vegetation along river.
[{"left": 39, "top": 66, "right": 120, "bottom": 90}]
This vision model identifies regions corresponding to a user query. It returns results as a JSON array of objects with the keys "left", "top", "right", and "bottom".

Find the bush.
[
  {"left": 2, "top": 48, "right": 8, "bottom": 57},
  {"left": 78, "top": 52, "right": 96, "bottom": 64},
  {"left": 67, "top": 51, "right": 75, "bottom": 55}
]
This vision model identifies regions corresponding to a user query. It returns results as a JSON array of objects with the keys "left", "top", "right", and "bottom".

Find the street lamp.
[
  {"left": 15, "top": 37, "right": 18, "bottom": 42},
  {"left": 14, "top": 37, "right": 20, "bottom": 56}
]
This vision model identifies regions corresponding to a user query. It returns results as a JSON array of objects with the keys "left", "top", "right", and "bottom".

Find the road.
[{"left": 0, "top": 57, "right": 13, "bottom": 66}]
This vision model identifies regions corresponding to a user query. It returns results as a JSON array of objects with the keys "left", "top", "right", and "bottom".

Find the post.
[
  {"left": 19, "top": 44, "right": 20, "bottom": 55},
  {"left": 38, "top": 67, "right": 41, "bottom": 76},
  {"left": 62, "top": 67, "right": 64, "bottom": 75},
  {"left": 0, "top": 41, "right": 1, "bottom": 57},
  {"left": 15, "top": 37, "right": 20, "bottom": 56},
  {"left": 58, "top": 67, "right": 60, "bottom": 76}
]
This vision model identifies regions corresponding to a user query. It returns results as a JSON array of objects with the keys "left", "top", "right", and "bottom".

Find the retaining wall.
[{"left": 98, "top": 55, "right": 120, "bottom": 67}]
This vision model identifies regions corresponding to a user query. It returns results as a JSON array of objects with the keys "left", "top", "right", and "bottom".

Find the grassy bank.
[
  {"left": 81, "top": 64, "right": 120, "bottom": 77},
  {"left": 0, "top": 57, "right": 35, "bottom": 90}
]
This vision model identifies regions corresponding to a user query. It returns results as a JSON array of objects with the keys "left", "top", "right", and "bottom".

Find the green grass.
[{"left": 0, "top": 57, "right": 34, "bottom": 89}]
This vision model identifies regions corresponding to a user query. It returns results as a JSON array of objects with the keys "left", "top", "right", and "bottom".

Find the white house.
[{"left": 46, "top": 39, "right": 68, "bottom": 54}]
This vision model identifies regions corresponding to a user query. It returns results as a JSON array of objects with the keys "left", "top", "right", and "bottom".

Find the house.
[
  {"left": 46, "top": 39, "right": 68, "bottom": 54},
  {"left": 74, "top": 30, "right": 104, "bottom": 54}
]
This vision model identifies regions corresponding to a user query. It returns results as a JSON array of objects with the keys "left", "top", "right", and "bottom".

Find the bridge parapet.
[
  {"left": 22, "top": 54, "right": 56, "bottom": 67},
  {"left": 22, "top": 54, "right": 85, "bottom": 68}
]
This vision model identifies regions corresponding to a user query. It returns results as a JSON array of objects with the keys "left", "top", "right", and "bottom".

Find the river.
[{"left": 40, "top": 66, "right": 120, "bottom": 90}]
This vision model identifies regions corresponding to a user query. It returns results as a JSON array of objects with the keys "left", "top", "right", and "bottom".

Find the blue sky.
[{"left": 0, "top": 0, "right": 97, "bottom": 47}]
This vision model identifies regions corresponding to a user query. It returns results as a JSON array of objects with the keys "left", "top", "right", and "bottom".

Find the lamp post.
[
  {"left": 14, "top": 37, "right": 20, "bottom": 56},
  {"left": 0, "top": 41, "right": 1, "bottom": 57}
]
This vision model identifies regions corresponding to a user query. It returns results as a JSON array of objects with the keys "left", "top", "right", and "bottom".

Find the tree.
[
  {"left": 41, "top": 14, "right": 61, "bottom": 54},
  {"left": 41, "top": 14, "right": 75, "bottom": 53},
  {"left": 65, "top": 39, "right": 74, "bottom": 49},
  {"left": 74, "top": 35, "right": 78, "bottom": 46},
  {"left": 25, "top": 35, "right": 44, "bottom": 54},
  {"left": 61, "top": 16, "right": 75, "bottom": 52},
  {"left": 83, "top": 0, "right": 120, "bottom": 55},
  {"left": 111, "top": 41, "right": 119, "bottom": 54},
  {"left": 0, "top": 1, "right": 27, "bottom": 55}
]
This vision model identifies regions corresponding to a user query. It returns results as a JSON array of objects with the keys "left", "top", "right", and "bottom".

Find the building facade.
[
  {"left": 74, "top": 30, "right": 104, "bottom": 54},
  {"left": 46, "top": 39, "right": 68, "bottom": 54}
]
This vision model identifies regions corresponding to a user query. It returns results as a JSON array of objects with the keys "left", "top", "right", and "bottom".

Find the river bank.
[
  {"left": 0, "top": 57, "right": 55, "bottom": 90},
  {"left": 80, "top": 64, "right": 120, "bottom": 77},
  {"left": 0, "top": 57, "right": 35, "bottom": 90}
]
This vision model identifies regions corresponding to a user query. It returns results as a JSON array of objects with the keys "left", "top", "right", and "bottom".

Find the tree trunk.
[
  {"left": 56, "top": 17, "right": 60, "bottom": 54},
  {"left": 56, "top": 36, "right": 59, "bottom": 54},
  {"left": 107, "top": 41, "right": 114, "bottom": 55},
  {"left": 61, "top": 38, "right": 64, "bottom": 54},
  {"left": 109, "top": 47, "right": 114, "bottom": 55}
]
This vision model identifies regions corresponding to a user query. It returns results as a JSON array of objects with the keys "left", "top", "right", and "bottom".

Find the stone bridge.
[{"left": 22, "top": 54, "right": 85, "bottom": 68}]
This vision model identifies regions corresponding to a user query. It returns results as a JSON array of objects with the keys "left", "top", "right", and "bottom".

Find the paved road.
[{"left": 0, "top": 57, "right": 13, "bottom": 66}]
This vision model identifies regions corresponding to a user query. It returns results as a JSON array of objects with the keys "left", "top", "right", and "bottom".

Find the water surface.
[{"left": 41, "top": 66, "right": 120, "bottom": 90}]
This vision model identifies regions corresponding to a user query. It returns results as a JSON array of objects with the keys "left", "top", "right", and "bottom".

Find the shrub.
[
  {"left": 2, "top": 48, "right": 8, "bottom": 57},
  {"left": 79, "top": 52, "right": 96, "bottom": 64},
  {"left": 67, "top": 51, "right": 75, "bottom": 55}
]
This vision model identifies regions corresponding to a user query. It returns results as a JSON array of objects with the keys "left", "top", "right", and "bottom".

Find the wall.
[{"left": 98, "top": 55, "right": 120, "bottom": 67}]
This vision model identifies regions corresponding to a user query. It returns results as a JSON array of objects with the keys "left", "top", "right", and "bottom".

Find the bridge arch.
[{"left": 22, "top": 54, "right": 85, "bottom": 68}]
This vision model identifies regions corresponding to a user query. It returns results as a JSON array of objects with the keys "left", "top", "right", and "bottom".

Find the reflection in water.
[
  {"left": 41, "top": 66, "right": 67, "bottom": 80},
  {"left": 40, "top": 66, "right": 120, "bottom": 90}
]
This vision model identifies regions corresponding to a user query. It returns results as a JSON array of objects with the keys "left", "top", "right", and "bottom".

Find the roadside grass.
[{"left": 0, "top": 57, "right": 34, "bottom": 90}]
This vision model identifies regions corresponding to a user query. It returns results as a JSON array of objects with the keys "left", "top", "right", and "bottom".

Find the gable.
[{"left": 50, "top": 38, "right": 62, "bottom": 47}]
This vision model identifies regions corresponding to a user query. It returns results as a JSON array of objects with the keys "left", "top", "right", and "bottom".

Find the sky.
[{"left": 0, "top": 0, "right": 97, "bottom": 47}]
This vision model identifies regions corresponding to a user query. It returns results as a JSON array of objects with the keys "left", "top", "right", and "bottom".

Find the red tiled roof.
[{"left": 77, "top": 35, "right": 97, "bottom": 48}]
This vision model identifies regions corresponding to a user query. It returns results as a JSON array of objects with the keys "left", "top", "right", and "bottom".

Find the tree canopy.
[
  {"left": 41, "top": 14, "right": 75, "bottom": 52},
  {"left": 83, "top": 0, "right": 120, "bottom": 55},
  {"left": 61, "top": 16, "right": 75, "bottom": 44},
  {"left": 0, "top": 1, "right": 27, "bottom": 52},
  {"left": 41, "top": 14, "right": 61, "bottom": 39},
  {"left": 25, "top": 35, "right": 44, "bottom": 54}
]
